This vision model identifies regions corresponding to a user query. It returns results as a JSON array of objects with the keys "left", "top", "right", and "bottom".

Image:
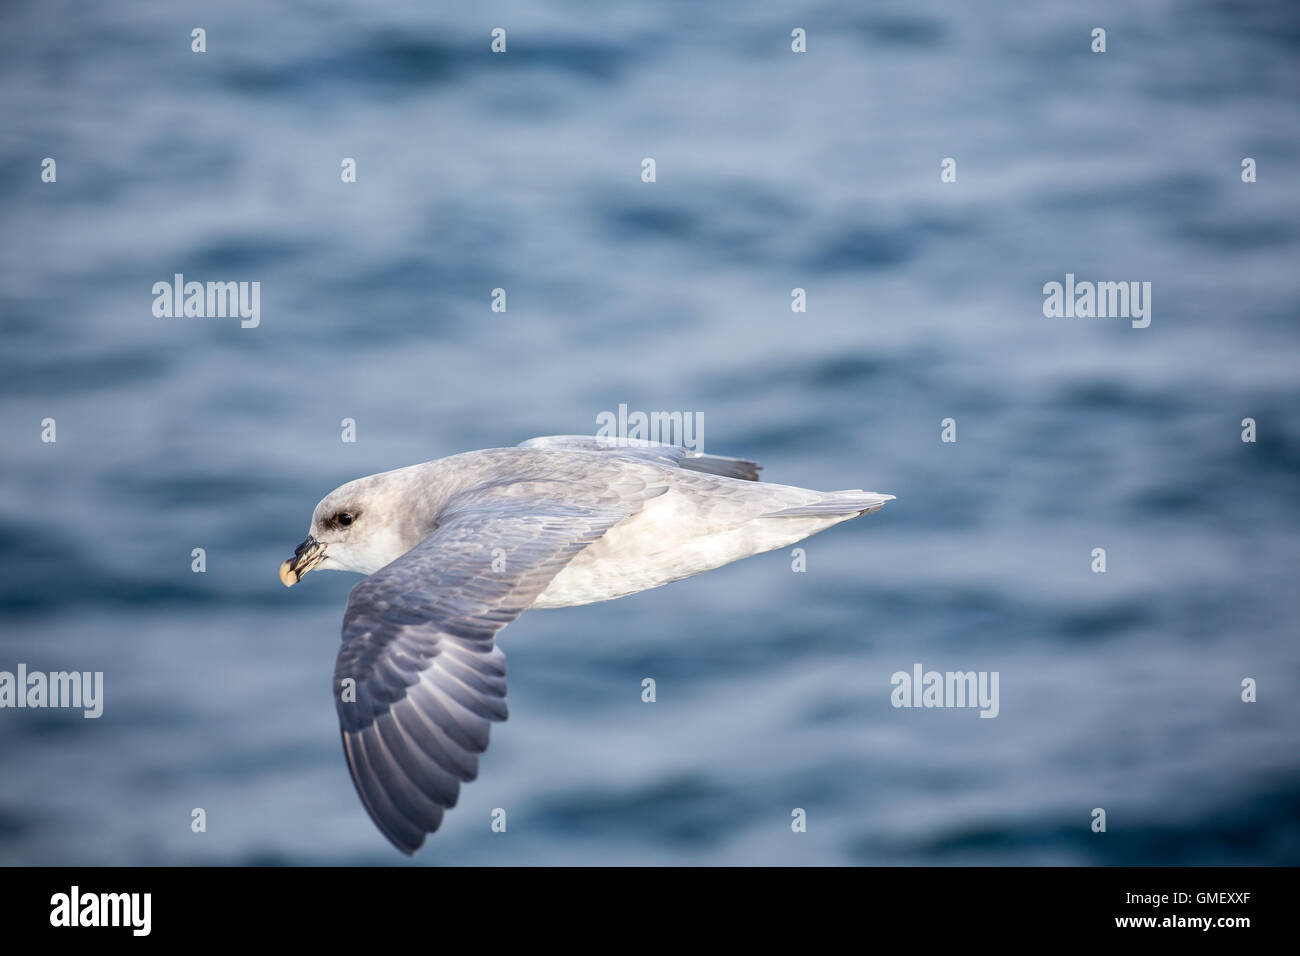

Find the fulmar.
[{"left": 279, "top": 435, "right": 893, "bottom": 853}]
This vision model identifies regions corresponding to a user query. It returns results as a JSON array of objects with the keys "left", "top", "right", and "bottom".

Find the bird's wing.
[
  {"left": 518, "top": 434, "right": 762, "bottom": 481},
  {"left": 335, "top": 492, "right": 656, "bottom": 854}
]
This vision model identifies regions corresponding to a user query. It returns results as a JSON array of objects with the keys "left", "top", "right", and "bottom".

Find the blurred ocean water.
[{"left": 1, "top": 0, "right": 1298, "bottom": 864}]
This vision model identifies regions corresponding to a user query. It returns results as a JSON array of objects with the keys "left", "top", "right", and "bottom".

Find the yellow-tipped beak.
[{"left": 280, "top": 536, "right": 325, "bottom": 587}]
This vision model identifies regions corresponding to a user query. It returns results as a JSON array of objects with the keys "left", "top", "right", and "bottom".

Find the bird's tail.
[{"left": 761, "top": 490, "right": 894, "bottom": 518}]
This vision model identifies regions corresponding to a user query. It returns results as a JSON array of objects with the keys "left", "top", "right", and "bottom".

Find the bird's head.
[{"left": 279, "top": 472, "right": 423, "bottom": 586}]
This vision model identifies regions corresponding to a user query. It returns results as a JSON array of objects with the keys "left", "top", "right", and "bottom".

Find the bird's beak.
[{"left": 280, "top": 535, "right": 326, "bottom": 587}]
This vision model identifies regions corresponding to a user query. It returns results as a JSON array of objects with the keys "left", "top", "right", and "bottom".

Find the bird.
[{"left": 279, "top": 434, "right": 893, "bottom": 853}]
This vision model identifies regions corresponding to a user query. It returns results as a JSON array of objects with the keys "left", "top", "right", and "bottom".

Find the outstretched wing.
[
  {"left": 334, "top": 496, "right": 652, "bottom": 853},
  {"left": 519, "top": 434, "right": 762, "bottom": 481}
]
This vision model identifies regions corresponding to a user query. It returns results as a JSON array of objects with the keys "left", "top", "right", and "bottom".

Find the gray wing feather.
[{"left": 334, "top": 492, "right": 657, "bottom": 854}]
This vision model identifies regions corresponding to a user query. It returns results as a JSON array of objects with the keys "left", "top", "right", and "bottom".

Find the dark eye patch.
[{"left": 334, "top": 512, "right": 356, "bottom": 527}]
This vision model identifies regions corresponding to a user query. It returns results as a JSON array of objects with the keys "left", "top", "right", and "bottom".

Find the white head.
[{"left": 279, "top": 472, "right": 428, "bottom": 585}]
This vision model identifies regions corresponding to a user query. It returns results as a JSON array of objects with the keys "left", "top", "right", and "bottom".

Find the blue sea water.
[{"left": 1, "top": 0, "right": 1298, "bottom": 865}]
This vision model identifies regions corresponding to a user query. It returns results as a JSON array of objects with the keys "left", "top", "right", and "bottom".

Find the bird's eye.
[{"left": 336, "top": 512, "right": 354, "bottom": 527}]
